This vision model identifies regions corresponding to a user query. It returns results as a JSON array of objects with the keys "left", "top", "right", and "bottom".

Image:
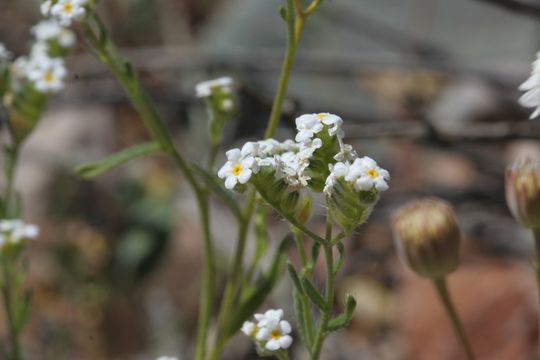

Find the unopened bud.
[
  {"left": 392, "top": 198, "right": 460, "bottom": 279},
  {"left": 505, "top": 158, "right": 540, "bottom": 229},
  {"left": 295, "top": 195, "right": 312, "bottom": 224}
]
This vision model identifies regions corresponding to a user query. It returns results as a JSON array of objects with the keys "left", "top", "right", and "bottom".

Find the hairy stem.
[
  {"left": 433, "top": 277, "right": 475, "bottom": 360},
  {"left": 311, "top": 214, "right": 335, "bottom": 359},
  {"left": 2, "top": 261, "right": 21, "bottom": 360}
]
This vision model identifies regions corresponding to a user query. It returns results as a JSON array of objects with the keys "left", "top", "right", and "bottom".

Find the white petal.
[
  {"left": 279, "top": 335, "right": 293, "bottom": 349},
  {"left": 265, "top": 339, "right": 280, "bottom": 351},
  {"left": 225, "top": 148, "right": 242, "bottom": 162},
  {"left": 256, "top": 328, "right": 270, "bottom": 341},
  {"left": 237, "top": 169, "right": 252, "bottom": 184},
  {"left": 224, "top": 176, "right": 237, "bottom": 189},
  {"left": 217, "top": 163, "right": 231, "bottom": 178},
  {"left": 279, "top": 320, "right": 292, "bottom": 334}
]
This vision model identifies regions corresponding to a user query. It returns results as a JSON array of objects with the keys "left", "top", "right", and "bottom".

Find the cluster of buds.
[
  {"left": 242, "top": 309, "right": 293, "bottom": 352},
  {"left": 392, "top": 198, "right": 461, "bottom": 279},
  {"left": 217, "top": 111, "right": 390, "bottom": 231},
  {"left": 505, "top": 158, "right": 540, "bottom": 229},
  {"left": 0, "top": 219, "right": 39, "bottom": 257}
]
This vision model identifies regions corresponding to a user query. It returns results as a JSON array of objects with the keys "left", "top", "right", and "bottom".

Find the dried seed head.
[
  {"left": 506, "top": 158, "right": 540, "bottom": 229},
  {"left": 392, "top": 198, "right": 460, "bottom": 279}
]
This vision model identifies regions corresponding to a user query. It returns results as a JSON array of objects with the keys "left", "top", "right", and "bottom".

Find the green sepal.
[
  {"left": 326, "top": 294, "right": 356, "bottom": 332},
  {"left": 190, "top": 163, "right": 242, "bottom": 220},
  {"left": 301, "top": 276, "right": 326, "bottom": 311},
  {"left": 225, "top": 235, "right": 291, "bottom": 337},
  {"left": 76, "top": 142, "right": 162, "bottom": 178},
  {"left": 287, "top": 262, "right": 304, "bottom": 295}
]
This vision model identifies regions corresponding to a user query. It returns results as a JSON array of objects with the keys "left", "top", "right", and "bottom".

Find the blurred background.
[{"left": 2, "top": 0, "right": 540, "bottom": 358}]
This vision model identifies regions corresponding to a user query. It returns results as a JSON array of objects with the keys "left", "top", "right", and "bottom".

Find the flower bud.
[
  {"left": 392, "top": 198, "right": 460, "bottom": 279},
  {"left": 328, "top": 178, "right": 378, "bottom": 233},
  {"left": 505, "top": 158, "right": 540, "bottom": 229}
]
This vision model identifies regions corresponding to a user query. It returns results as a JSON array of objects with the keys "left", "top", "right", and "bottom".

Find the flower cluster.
[
  {"left": 519, "top": 52, "right": 540, "bottom": 119},
  {"left": 218, "top": 112, "right": 389, "bottom": 194},
  {"left": 0, "top": 219, "right": 39, "bottom": 251},
  {"left": 195, "top": 76, "right": 236, "bottom": 112},
  {"left": 242, "top": 308, "right": 293, "bottom": 352},
  {"left": 2, "top": 0, "right": 88, "bottom": 96}
]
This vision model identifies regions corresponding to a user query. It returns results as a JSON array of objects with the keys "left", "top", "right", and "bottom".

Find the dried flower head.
[
  {"left": 506, "top": 158, "right": 540, "bottom": 229},
  {"left": 392, "top": 198, "right": 460, "bottom": 279}
]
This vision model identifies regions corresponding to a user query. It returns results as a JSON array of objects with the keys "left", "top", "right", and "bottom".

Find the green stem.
[
  {"left": 276, "top": 350, "right": 290, "bottom": 360},
  {"left": 433, "top": 277, "right": 475, "bottom": 360},
  {"left": 3, "top": 144, "right": 20, "bottom": 218},
  {"left": 311, "top": 214, "right": 335, "bottom": 360},
  {"left": 2, "top": 261, "right": 22, "bottom": 360},
  {"left": 292, "top": 228, "right": 315, "bottom": 346},
  {"left": 532, "top": 228, "right": 540, "bottom": 357},
  {"left": 83, "top": 15, "right": 217, "bottom": 359}
]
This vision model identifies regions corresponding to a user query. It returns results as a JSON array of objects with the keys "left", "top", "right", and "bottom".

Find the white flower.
[
  {"left": 51, "top": 0, "right": 87, "bottom": 26},
  {"left": 0, "top": 219, "right": 39, "bottom": 245},
  {"left": 195, "top": 76, "right": 234, "bottom": 98},
  {"left": 156, "top": 357, "right": 178, "bottom": 360},
  {"left": 241, "top": 321, "right": 258, "bottom": 337},
  {"left": 519, "top": 52, "right": 540, "bottom": 119},
  {"left": 350, "top": 157, "right": 390, "bottom": 192},
  {"left": 254, "top": 308, "right": 284, "bottom": 327},
  {"left": 217, "top": 149, "right": 256, "bottom": 189},
  {"left": 295, "top": 113, "right": 343, "bottom": 143},
  {"left": 32, "top": 20, "right": 76, "bottom": 48},
  {"left": 0, "top": 43, "right": 12, "bottom": 62},
  {"left": 28, "top": 57, "right": 67, "bottom": 93},
  {"left": 255, "top": 318, "right": 293, "bottom": 351}
]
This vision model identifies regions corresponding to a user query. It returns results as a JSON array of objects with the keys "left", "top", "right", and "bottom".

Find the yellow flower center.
[
  {"left": 63, "top": 2, "right": 73, "bottom": 13},
  {"left": 232, "top": 163, "right": 243, "bottom": 176},
  {"left": 316, "top": 113, "right": 327, "bottom": 121},
  {"left": 43, "top": 71, "right": 55, "bottom": 83},
  {"left": 270, "top": 329, "right": 281, "bottom": 340},
  {"left": 367, "top": 168, "right": 379, "bottom": 178}
]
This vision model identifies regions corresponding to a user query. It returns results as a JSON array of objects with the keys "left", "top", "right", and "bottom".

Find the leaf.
[
  {"left": 287, "top": 262, "right": 304, "bottom": 295},
  {"left": 293, "top": 289, "right": 312, "bottom": 348},
  {"left": 326, "top": 294, "right": 357, "bottom": 332},
  {"left": 76, "top": 142, "right": 162, "bottom": 179},
  {"left": 333, "top": 242, "right": 345, "bottom": 275},
  {"left": 190, "top": 163, "right": 242, "bottom": 220},
  {"left": 301, "top": 276, "right": 326, "bottom": 311},
  {"left": 226, "top": 236, "right": 291, "bottom": 337},
  {"left": 278, "top": 5, "right": 288, "bottom": 21}
]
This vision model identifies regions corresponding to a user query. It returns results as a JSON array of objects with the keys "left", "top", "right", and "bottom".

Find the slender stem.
[
  {"left": 433, "top": 277, "right": 475, "bottom": 360},
  {"left": 311, "top": 214, "right": 335, "bottom": 360},
  {"left": 276, "top": 350, "right": 290, "bottom": 360},
  {"left": 532, "top": 228, "right": 540, "bottom": 356},
  {"left": 264, "top": 0, "right": 299, "bottom": 139},
  {"left": 3, "top": 145, "right": 20, "bottom": 218},
  {"left": 292, "top": 228, "right": 315, "bottom": 346},
  {"left": 2, "top": 260, "right": 21, "bottom": 360}
]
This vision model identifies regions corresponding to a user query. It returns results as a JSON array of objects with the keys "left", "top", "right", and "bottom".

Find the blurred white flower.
[
  {"left": 156, "top": 357, "right": 178, "bottom": 360},
  {"left": 195, "top": 76, "right": 234, "bottom": 98},
  {"left": 241, "top": 321, "right": 258, "bottom": 337},
  {"left": 51, "top": 0, "right": 87, "bottom": 26},
  {"left": 41, "top": 0, "right": 53, "bottom": 16},
  {"left": 28, "top": 57, "right": 67, "bottom": 93},
  {"left": 0, "top": 43, "right": 12, "bottom": 62},
  {"left": 32, "top": 20, "right": 76, "bottom": 48},
  {"left": 519, "top": 52, "right": 540, "bottom": 119},
  {"left": 217, "top": 149, "right": 257, "bottom": 189},
  {"left": 0, "top": 219, "right": 39, "bottom": 245},
  {"left": 242, "top": 308, "right": 293, "bottom": 351}
]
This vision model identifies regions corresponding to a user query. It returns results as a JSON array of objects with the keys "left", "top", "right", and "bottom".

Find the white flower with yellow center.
[
  {"left": 32, "top": 20, "right": 62, "bottom": 42},
  {"left": 295, "top": 112, "right": 343, "bottom": 143},
  {"left": 350, "top": 156, "right": 390, "bottom": 192},
  {"left": 255, "top": 317, "right": 293, "bottom": 351},
  {"left": 241, "top": 321, "right": 259, "bottom": 338},
  {"left": 0, "top": 219, "right": 39, "bottom": 245},
  {"left": 28, "top": 57, "right": 67, "bottom": 93},
  {"left": 195, "top": 76, "right": 234, "bottom": 98},
  {"left": 218, "top": 149, "right": 256, "bottom": 189},
  {"left": 519, "top": 52, "right": 540, "bottom": 119},
  {"left": 51, "top": 0, "right": 87, "bottom": 26}
]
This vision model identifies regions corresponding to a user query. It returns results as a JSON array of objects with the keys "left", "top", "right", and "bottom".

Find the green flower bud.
[
  {"left": 505, "top": 158, "right": 540, "bottom": 229},
  {"left": 392, "top": 198, "right": 460, "bottom": 279},
  {"left": 7, "top": 84, "right": 48, "bottom": 143},
  {"left": 295, "top": 195, "right": 312, "bottom": 224},
  {"left": 328, "top": 178, "right": 378, "bottom": 233}
]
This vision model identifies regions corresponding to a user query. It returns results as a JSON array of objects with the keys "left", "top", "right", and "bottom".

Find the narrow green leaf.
[
  {"left": 333, "top": 242, "right": 345, "bottom": 275},
  {"left": 76, "top": 142, "right": 162, "bottom": 179},
  {"left": 190, "top": 163, "right": 242, "bottom": 220},
  {"left": 326, "top": 294, "right": 357, "bottom": 332},
  {"left": 287, "top": 262, "right": 304, "bottom": 295},
  {"left": 278, "top": 5, "right": 288, "bottom": 21},
  {"left": 293, "top": 289, "right": 311, "bottom": 348},
  {"left": 301, "top": 276, "right": 326, "bottom": 311},
  {"left": 226, "top": 236, "right": 291, "bottom": 336}
]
